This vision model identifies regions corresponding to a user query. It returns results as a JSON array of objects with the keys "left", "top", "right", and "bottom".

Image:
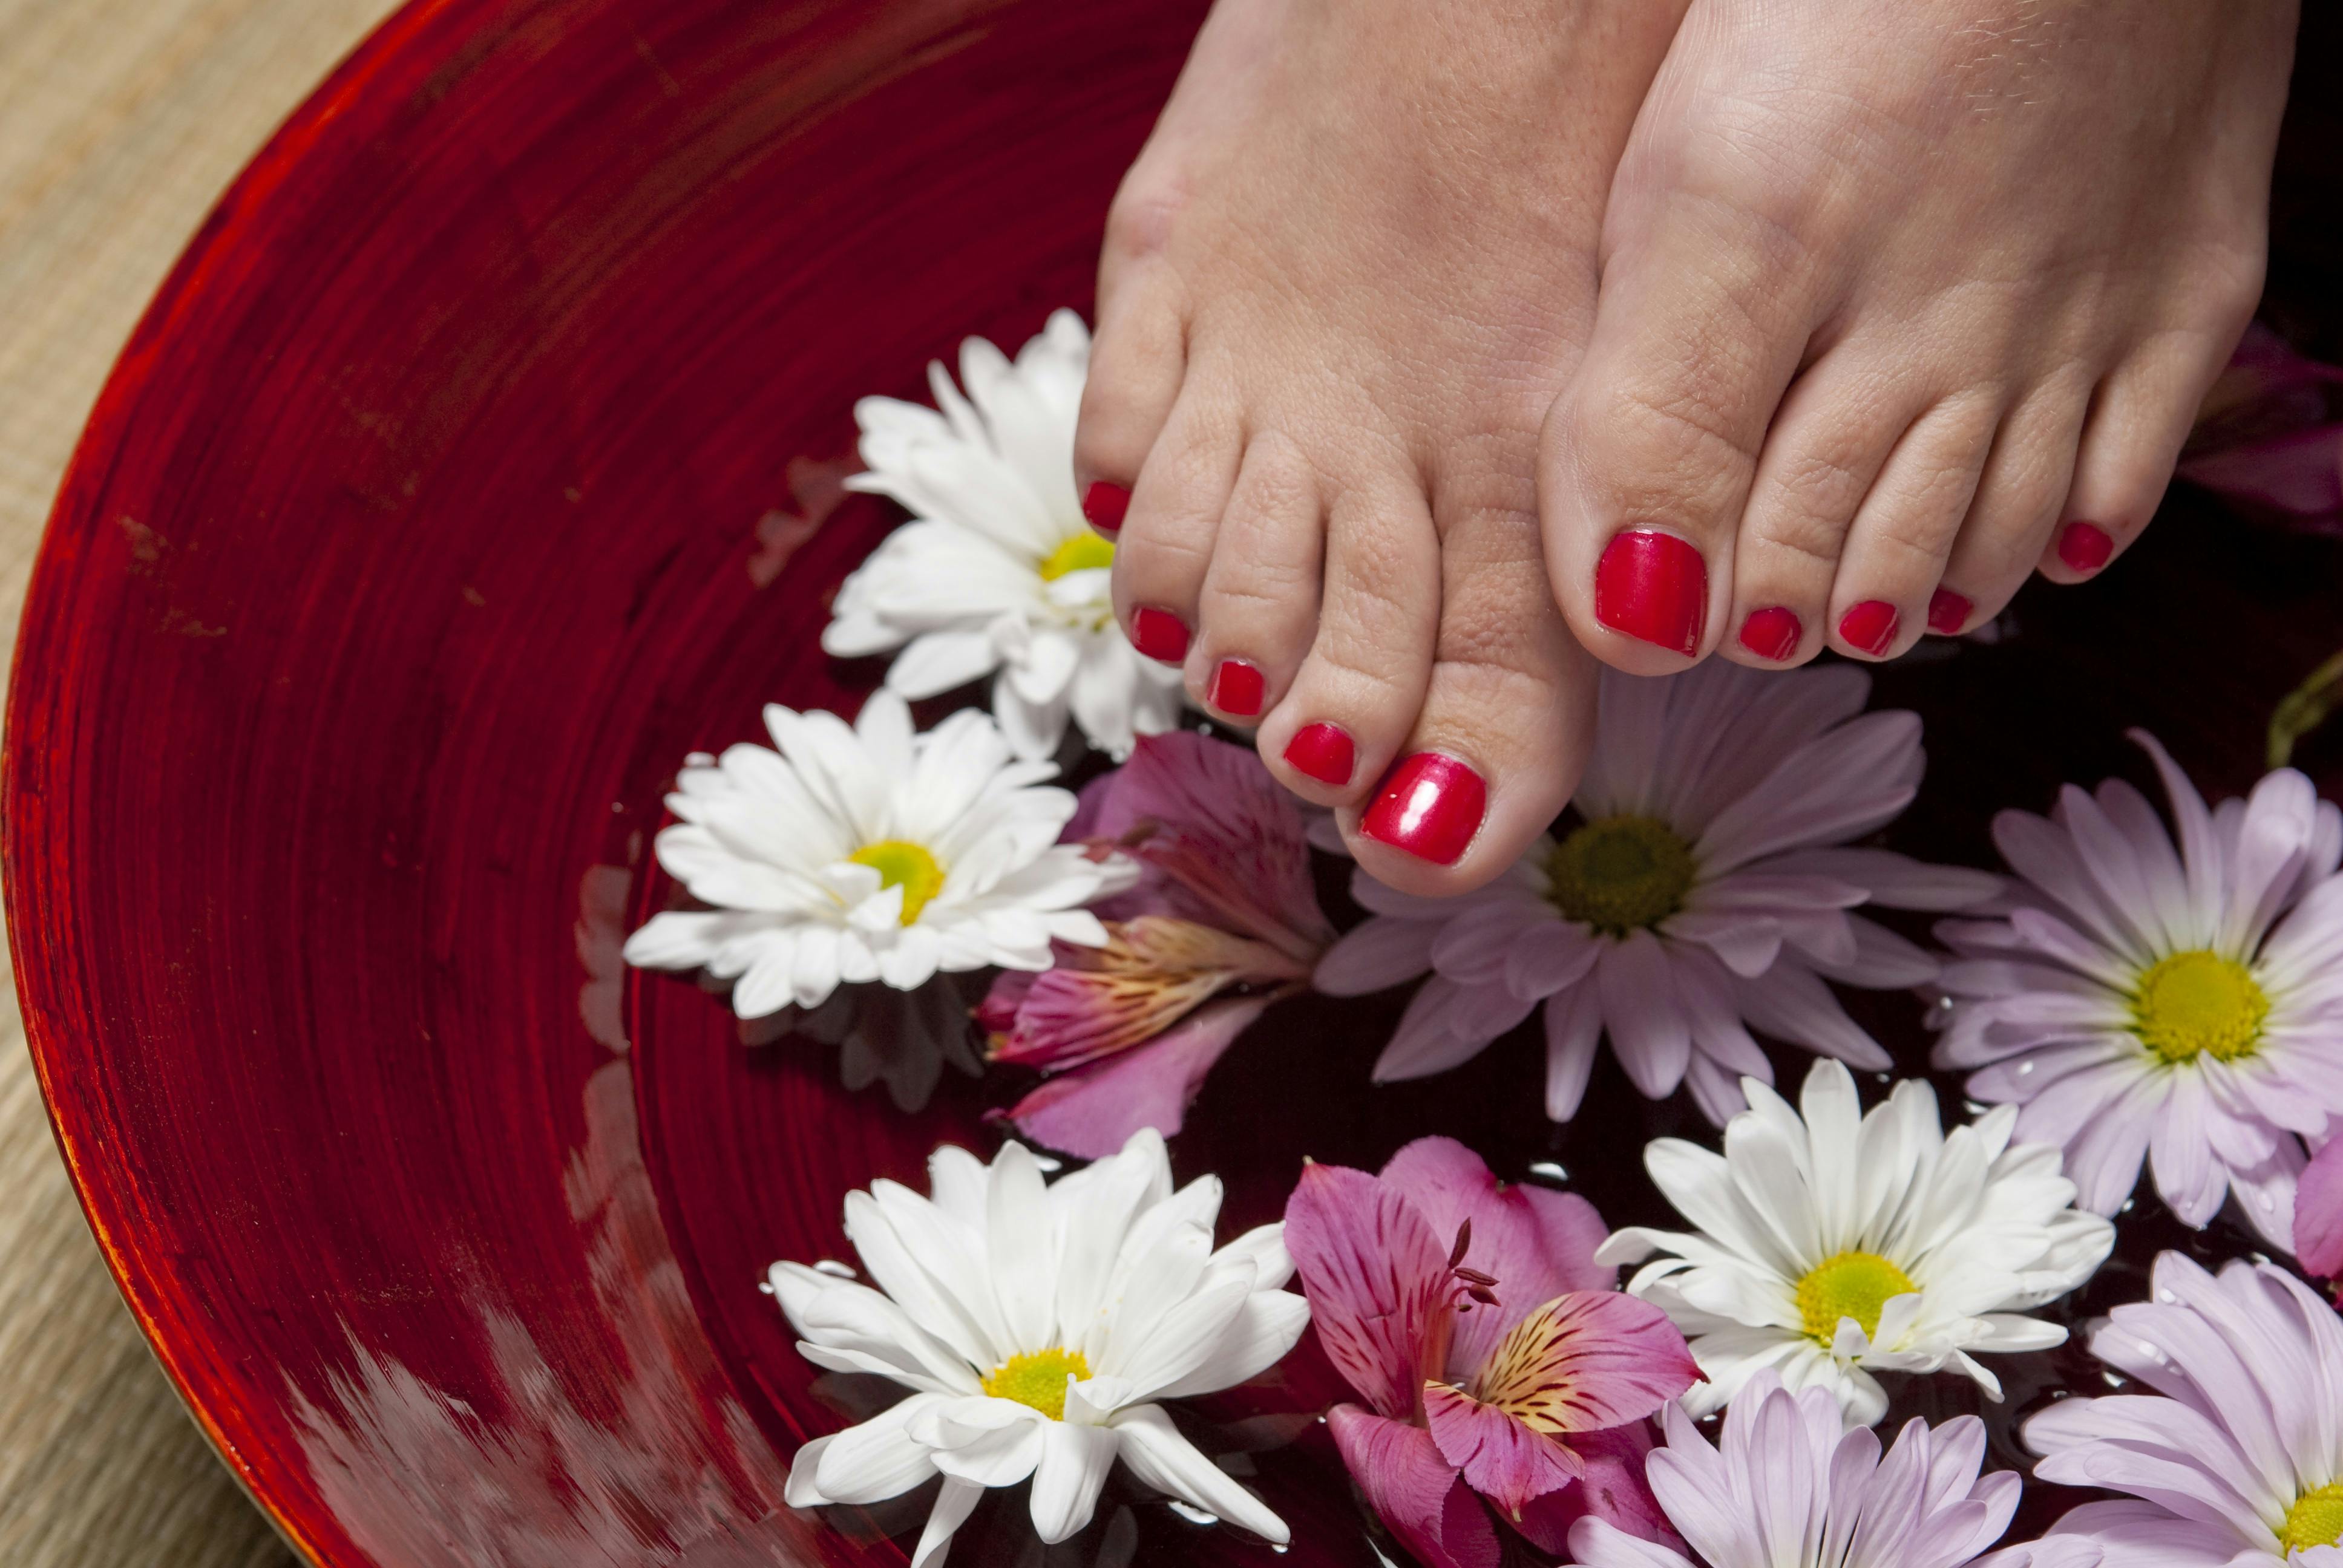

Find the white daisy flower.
[
  {"left": 1931, "top": 731, "right": 2343, "bottom": 1250},
  {"left": 1316, "top": 661, "right": 1998, "bottom": 1125},
  {"left": 773, "top": 1129, "right": 1309, "bottom": 1567},
  {"left": 2027, "top": 1252, "right": 2343, "bottom": 1568},
  {"left": 822, "top": 310, "right": 1184, "bottom": 761},
  {"left": 622, "top": 690, "right": 1134, "bottom": 1014},
  {"left": 1567, "top": 1370, "right": 2100, "bottom": 1568},
  {"left": 1598, "top": 1057, "right": 2114, "bottom": 1426}
]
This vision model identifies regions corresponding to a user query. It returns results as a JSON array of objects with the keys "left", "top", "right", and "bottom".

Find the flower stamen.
[
  {"left": 2281, "top": 1481, "right": 2343, "bottom": 1553},
  {"left": 1038, "top": 531, "right": 1116, "bottom": 581},
  {"left": 849, "top": 839, "right": 948, "bottom": 925},
  {"left": 1544, "top": 814, "right": 1697, "bottom": 935},
  {"left": 2132, "top": 949, "right": 2267, "bottom": 1066},
  {"left": 1794, "top": 1250, "right": 1916, "bottom": 1344},
  {"left": 981, "top": 1347, "right": 1092, "bottom": 1420}
]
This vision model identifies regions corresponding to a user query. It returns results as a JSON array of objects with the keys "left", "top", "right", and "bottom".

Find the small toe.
[
  {"left": 1190, "top": 433, "right": 1324, "bottom": 722},
  {"left": 1108, "top": 391, "right": 1243, "bottom": 666},
  {"left": 2048, "top": 335, "right": 2241, "bottom": 583},
  {"left": 1938, "top": 379, "right": 2092, "bottom": 619},
  {"left": 1823, "top": 390, "right": 1999, "bottom": 660}
]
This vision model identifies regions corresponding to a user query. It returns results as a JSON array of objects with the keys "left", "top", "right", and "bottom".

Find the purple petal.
[
  {"left": 1285, "top": 1160, "right": 1449, "bottom": 1419},
  {"left": 1511, "top": 1423, "right": 1673, "bottom": 1554},
  {"left": 1326, "top": 1405, "right": 1500, "bottom": 1568},
  {"left": 1423, "top": 1382, "right": 1584, "bottom": 1520},
  {"left": 998, "top": 996, "right": 1267, "bottom": 1158},
  {"left": 2296, "top": 1138, "right": 2343, "bottom": 1277}
]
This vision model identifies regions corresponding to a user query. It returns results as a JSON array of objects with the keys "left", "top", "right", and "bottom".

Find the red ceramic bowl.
[{"left": 11, "top": 0, "right": 2343, "bottom": 1563}]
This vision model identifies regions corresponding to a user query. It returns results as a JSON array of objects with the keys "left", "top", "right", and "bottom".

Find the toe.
[
  {"left": 1823, "top": 390, "right": 2000, "bottom": 659},
  {"left": 1190, "top": 433, "right": 1323, "bottom": 724},
  {"left": 2048, "top": 332, "right": 2243, "bottom": 584},
  {"left": 1072, "top": 185, "right": 1191, "bottom": 531},
  {"left": 1256, "top": 478, "right": 1441, "bottom": 806},
  {"left": 1340, "top": 480, "right": 1596, "bottom": 896},
  {"left": 1722, "top": 360, "right": 1922, "bottom": 667},
  {"left": 1936, "top": 378, "right": 2092, "bottom": 623},
  {"left": 1541, "top": 198, "right": 1817, "bottom": 672},
  {"left": 1108, "top": 390, "right": 1242, "bottom": 668}
]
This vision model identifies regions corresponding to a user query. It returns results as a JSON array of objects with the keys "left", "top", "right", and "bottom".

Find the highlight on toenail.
[
  {"left": 1594, "top": 530, "right": 1706, "bottom": 656},
  {"left": 1361, "top": 752, "right": 1487, "bottom": 867},
  {"left": 1737, "top": 607, "right": 1801, "bottom": 662},
  {"left": 1284, "top": 723, "right": 1355, "bottom": 788},
  {"left": 1129, "top": 606, "right": 1189, "bottom": 664},
  {"left": 1927, "top": 588, "right": 1973, "bottom": 635},
  {"left": 2057, "top": 520, "right": 2114, "bottom": 573},
  {"left": 1838, "top": 600, "right": 1899, "bottom": 658},
  {"left": 1208, "top": 658, "right": 1265, "bottom": 718},
  {"left": 1081, "top": 481, "right": 1132, "bottom": 535}
]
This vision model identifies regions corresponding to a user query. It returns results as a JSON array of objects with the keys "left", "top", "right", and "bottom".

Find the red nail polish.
[
  {"left": 1594, "top": 531, "right": 1707, "bottom": 655},
  {"left": 1838, "top": 599, "right": 1899, "bottom": 657},
  {"left": 1737, "top": 606, "right": 1801, "bottom": 662},
  {"left": 1284, "top": 722, "right": 1355, "bottom": 786},
  {"left": 1208, "top": 658, "right": 1264, "bottom": 717},
  {"left": 2057, "top": 520, "right": 2113, "bottom": 573},
  {"left": 1361, "top": 752, "right": 1487, "bottom": 866},
  {"left": 1927, "top": 587, "right": 1973, "bottom": 635},
  {"left": 1129, "top": 606, "right": 1188, "bottom": 664},
  {"left": 1081, "top": 481, "right": 1130, "bottom": 535}
]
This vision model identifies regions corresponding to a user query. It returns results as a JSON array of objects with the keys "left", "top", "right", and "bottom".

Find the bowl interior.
[{"left": 11, "top": 1, "right": 2343, "bottom": 1566}]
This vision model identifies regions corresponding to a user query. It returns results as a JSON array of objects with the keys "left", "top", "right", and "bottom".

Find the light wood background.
[{"left": 0, "top": 1, "right": 401, "bottom": 1562}]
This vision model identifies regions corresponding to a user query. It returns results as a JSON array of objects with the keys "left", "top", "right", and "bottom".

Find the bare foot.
[
  {"left": 1076, "top": 0, "right": 1687, "bottom": 895},
  {"left": 1542, "top": 1, "right": 2297, "bottom": 672}
]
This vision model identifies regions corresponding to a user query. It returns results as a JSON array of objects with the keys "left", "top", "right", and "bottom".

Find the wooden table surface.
[{"left": 0, "top": 2, "right": 399, "bottom": 1562}]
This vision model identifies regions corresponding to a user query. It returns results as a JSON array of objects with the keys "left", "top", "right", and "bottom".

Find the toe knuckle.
[{"left": 1573, "top": 379, "right": 1761, "bottom": 523}]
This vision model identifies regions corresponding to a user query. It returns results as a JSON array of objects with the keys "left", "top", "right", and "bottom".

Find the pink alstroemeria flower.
[
  {"left": 2179, "top": 323, "right": 2343, "bottom": 535},
  {"left": 1285, "top": 1138, "right": 1702, "bottom": 1568},
  {"left": 982, "top": 731, "right": 1335, "bottom": 1158},
  {"left": 2296, "top": 1137, "right": 2343, "bottom": 1280}
]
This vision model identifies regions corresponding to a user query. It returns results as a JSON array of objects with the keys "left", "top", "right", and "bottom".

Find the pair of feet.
[{"left": 1077, "top": 0, "right": 2297, "bottom": 896}]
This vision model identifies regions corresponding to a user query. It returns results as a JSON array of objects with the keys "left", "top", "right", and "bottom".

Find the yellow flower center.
[
  {"left": 2132, "top": 949, "right": 2268, "bottom": 1066},
  {"left": 1038, "top": 531, "right": 1116, "bottom": 581},
  {"left": 1544, "top": 814, "right": 1698, "bottom": 935},
  {"left": 981, "top": 1348, "right": 1092, "bottom": 1420},
  {"left": 847, "top": 839, "right": 947, "bottom": 926},
  {"left": 2281, "top": 1481, "right": 2343, "bottom": 1553},
  {"left": 1795, "top": 1250, "right": 1917, "bottom": 1344}
]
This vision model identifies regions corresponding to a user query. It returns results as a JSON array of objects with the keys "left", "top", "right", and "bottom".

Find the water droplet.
[
  {"left": 815, "top": 1259, "right": 858, "bottom": 1279},
  {"left": 757, "top": 1280, "right": 775, "bottom": 1295},
  {"left": 1167, "top": 1502, "right": 1219, "bottom": 1527},
  {"left": 1527, "top": 1161, "right": 1570, "bottom": 1186},
  {"left": 1032, "top": 1154, "right": 1063, "bottom": 1174}
]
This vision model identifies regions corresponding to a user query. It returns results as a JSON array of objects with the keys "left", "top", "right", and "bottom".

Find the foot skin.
[
  {"left": 1079, "top": 0, "right": 1687, "bottom": 895},
  {"left": 1542, "top": 1, "right": 2297, "bottom": 673}
]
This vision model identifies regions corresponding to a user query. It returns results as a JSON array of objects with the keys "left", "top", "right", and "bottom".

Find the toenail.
[
  {"left": 1737, "top": 607, "right": 1801, "bottom": 663},
  {"left": 1594, "top": 531, "right": 1706, "bottom": 656},
  {"left": 1927, "top": 588, "right": 1973, "bottom": 635},
  {"left": 1208, "top": 658, "right": 1264, "bottom": 718},
  {"left": 1838, "top": 600, "right": 1899, "bottom": 658},
  {"left": 1284, "top": 723, "right": 1355, "bottom": 788},
  {"left": 2057, "top": 520, "right": 2114, "bottom": 573},
  {"left": 1361, "top": 752, "right": 1486, "bottom": 867},
  {"left": 1129, "top": 606, "right": 1189, "bottom": 664},
  {"left": 1081, "top": 481, "right": 1131, "bottom": 535}
]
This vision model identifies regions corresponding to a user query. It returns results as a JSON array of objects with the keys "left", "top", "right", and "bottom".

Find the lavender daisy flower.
[
  {"left": 2027, "top": 1252, "right": 2343, "bottom": 1568},
  {"left": 1316, "top": 661, "right": 1997, "bottom": 1125},
  {"left": 1932, "top": 733, "right": 2343, "bottom": 1249},
  {"left": 1567, "top": 1371, "right": 2099, "bottom": 1568}
]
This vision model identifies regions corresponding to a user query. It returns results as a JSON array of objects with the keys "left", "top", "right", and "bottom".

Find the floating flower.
[
  {"left": 1285, "top": 1137, "right": 1699, "bottom": 1568},
  {"left": 1931, "top": 732, "right": 2343, "bottom": 1250},
  {"left": 982, "top": 731, "right": 1335, "bottom": 1157},
  {"left": 822, "top": 310, "right": 1184, "bottom": 760},
  {"left": 2027, "top": 1252, "right": 2343, "bottom": 1568},
  {"left": 623, "top": 690, "right": 1134, "bottom": 1014},
  {"left": 773, "top": 1129, "right": 1308, "bottom": 1567},
  {"left": 2179, "top": 323, "right": 2343, "bottom": 538},
  {"left": 1601, "top": 1058, "right": 2112, "bottom": 1426},
  {"left": 1568, "top": 1371, "right": 2100, "bottom": 1568},
  {"left": 1316, "top": 661, "right": 1997, "bottom": 1125}
]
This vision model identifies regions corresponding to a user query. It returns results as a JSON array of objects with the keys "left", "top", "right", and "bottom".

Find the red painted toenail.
[
  {"left": 1594, "top": 531, "right": 1706, "bottom": 655},
  {"left": 1284, "top": 723, "right": 1355, "bottom": 787},
  {"left": 1737, "top": 607, "right": 1801, "bottom": 662},
  {"left": 1838, "top": 599, "right": 1899, "bottom": 657},
  {"left": 1208, "top": 658, "right": 1264, "bottom": 717},
  {"left": 1081, "top": 481, "right": 1131, "bottom": 535},
  {"left": 2057, "top": 520, "right": 2114, "bottom": 573},
  {"left": 1129, "top": 606, "right": 1188, "bottom": 664},
  {"left": 1927, "top": 588, "right": 1973, "bottom": 635},
  {"left": 1361, "top": 752, "right": 1486, "bottom": 866}
]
